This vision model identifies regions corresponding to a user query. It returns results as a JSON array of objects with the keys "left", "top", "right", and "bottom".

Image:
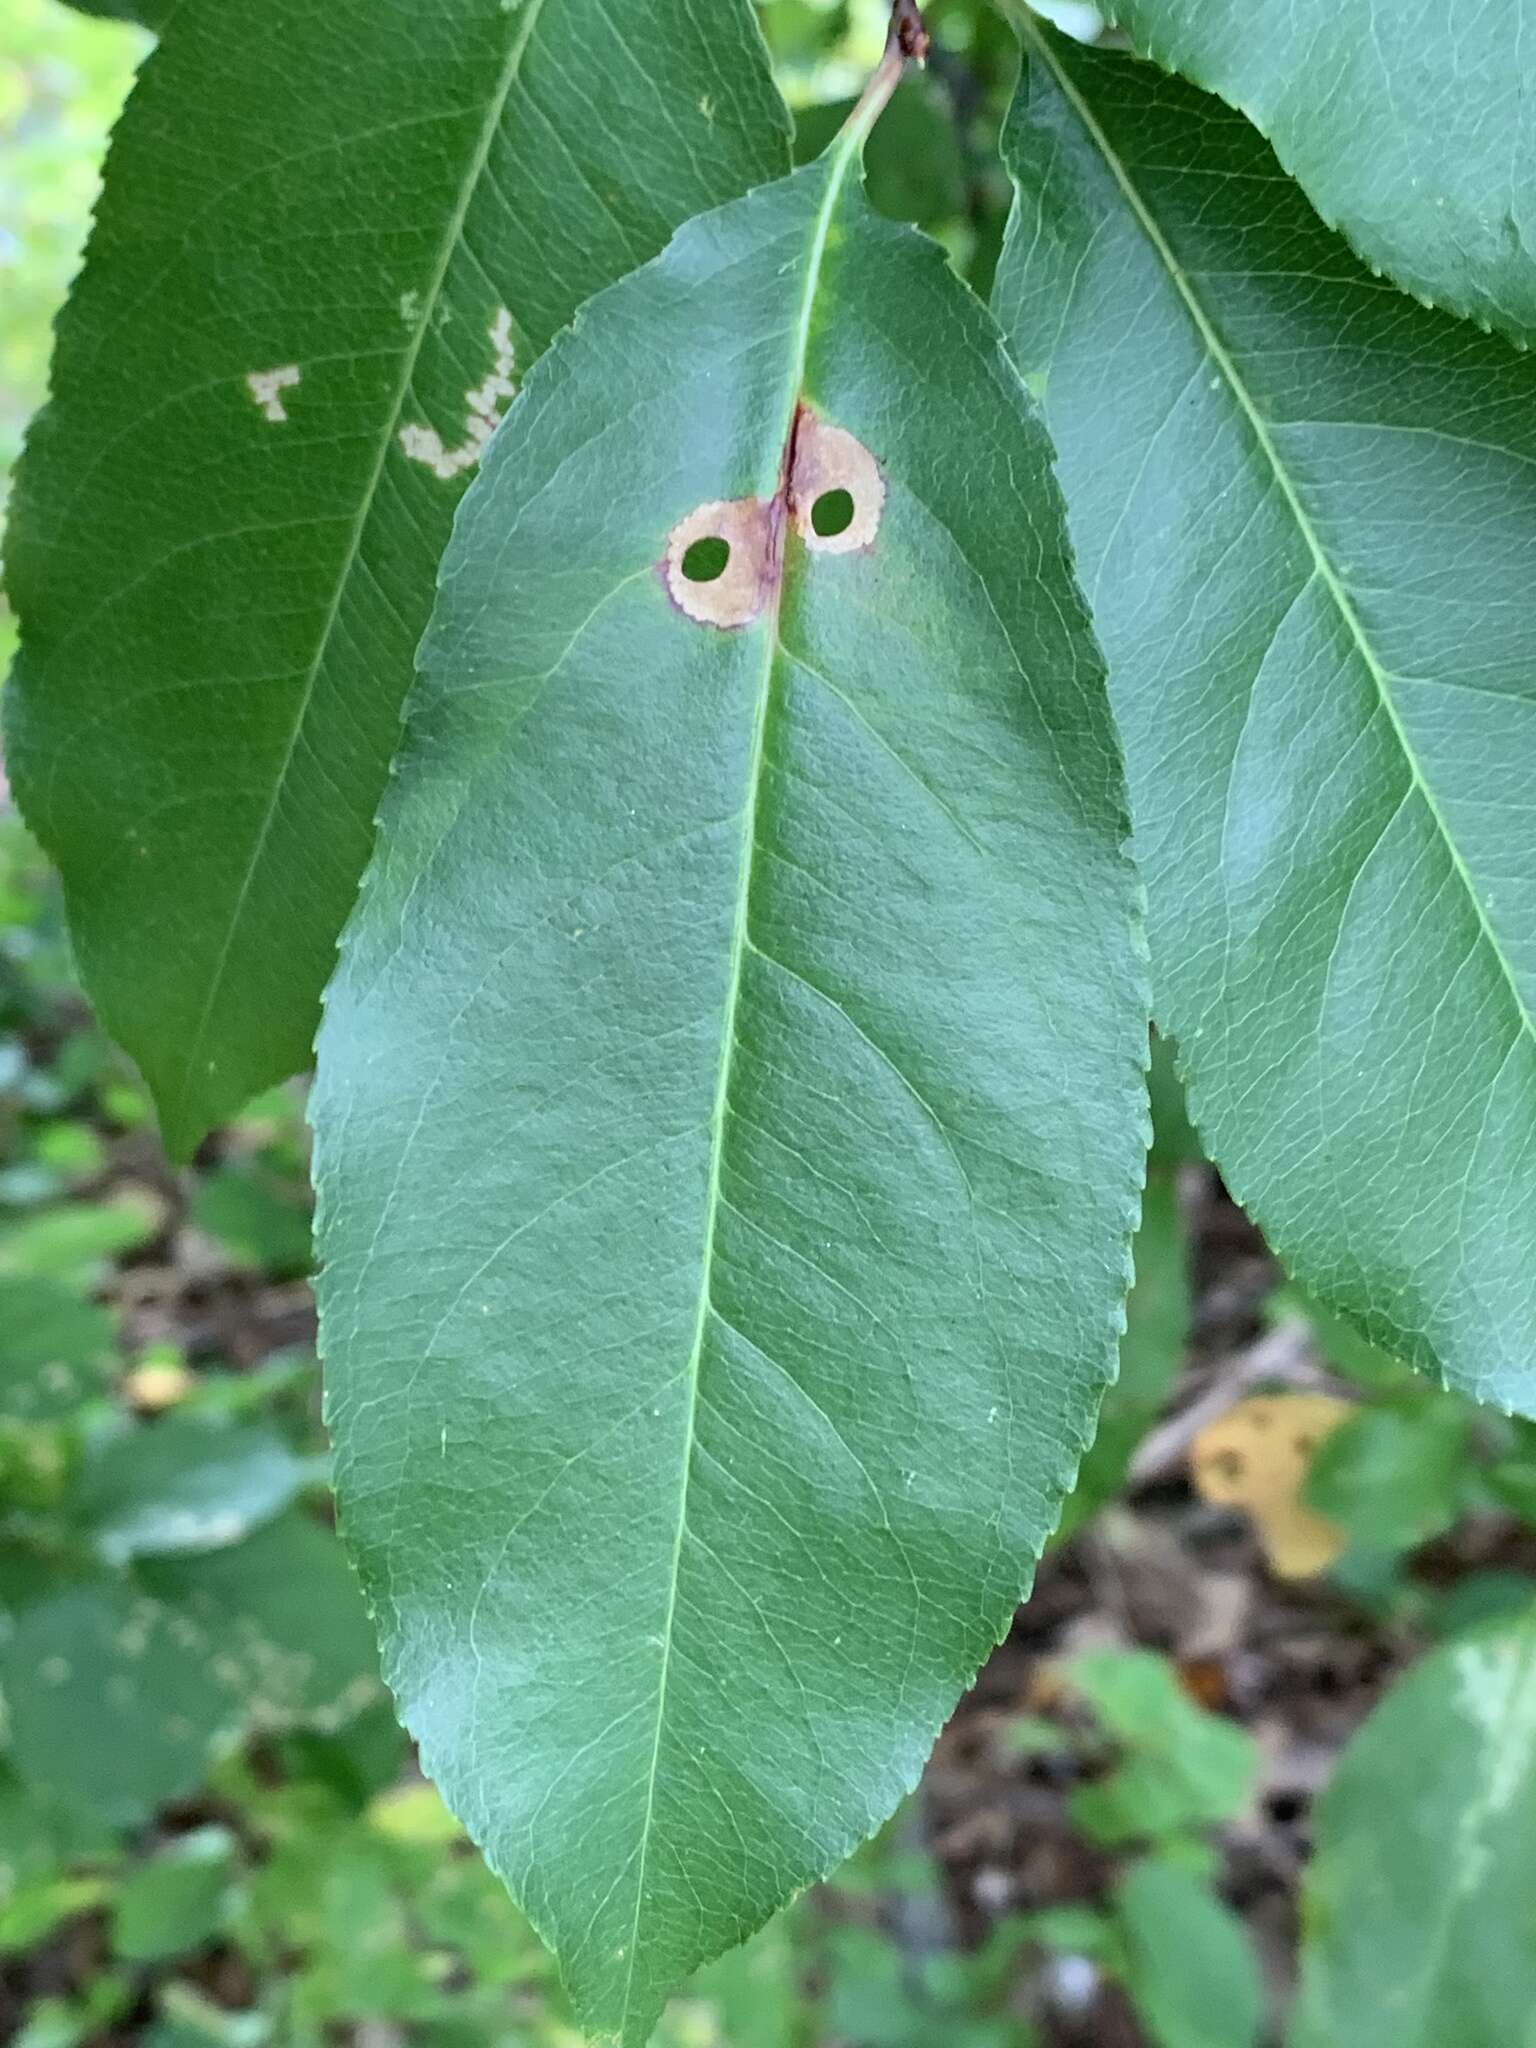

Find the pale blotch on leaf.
[
  {"left": 663, "top": 496, "right": 775, "bottom": 629},
  {"left": 246, "top": 365, "right": 300, "bottom": 423},
  {"left": 790, "top": 410, "right": 884, "bottom": 553},
  {"left": 398, "top": 307, "right": 517, "bottom": 481}
]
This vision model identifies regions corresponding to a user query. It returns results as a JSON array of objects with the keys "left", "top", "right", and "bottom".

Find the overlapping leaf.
[
  {"left": 1291, "top": 1604, "right": 1536, "bottom": 2047},
  {"left": 995, "top": 29, "right": 1536, "bottom": 1409},
  {"left": 3, "top": 0, "right": 789, "bottom": 1157},
  {"left": 1106, "top": 0, "right": 1536, "bottom": 349},
  {"left": 314, "top": 40, "right": 1146, "bottom": 2043}
]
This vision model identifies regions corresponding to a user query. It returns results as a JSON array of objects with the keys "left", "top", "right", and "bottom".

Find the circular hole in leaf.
[
  {"left": 811, "top": 487, "right": 856, "bottom": 539},
  {"left": 681, "top": 535, "right": 730, "bottom": 583}
]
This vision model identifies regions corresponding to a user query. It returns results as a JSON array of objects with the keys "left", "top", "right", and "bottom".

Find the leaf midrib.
[
  {"left": 1023, "top": 21, "right": 1536, "bottom": 1060},
  {"left": 614, "top": 141, "right": 863, "bottom": 2037},
  {"left": 165, "top": 0, "right": 554, "bottom": 1144}
]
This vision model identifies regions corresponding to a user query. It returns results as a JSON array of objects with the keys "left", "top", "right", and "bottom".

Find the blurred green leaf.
[
  {"left": 1067, "top": 1651, "right": 1256, "bottom": 1844},
  {"left": 1146, "top": 1036, "right": 1202, "bottom": 1169},
  {"left": 666, "top": 1915, "right": 804, "bottom": 2048},
  {"left": 112, "top": 1826, "right": 237, "bottom": 1963},
  {"left": 137, "top": 1512, "right": 379, "bottom": 1729},
  {"left": 820, "top": 1924, "right": 1022, "bottom": 2048},
  {"left": 1430, "top": 1572, "right": 1536, "bottom": 1645},
  {"left": 77, "top": 1418, "right": 308, "bottom": 1563},
  {"left": 1114, "top": 1859, "right": 1261, "bottom": 2048},
  {"left": 0, "top": 1276, "right": 115, "bottom": 1418},
  {"left": 1481, "top": 1420, "right": 1536, "bottom": 1528},
  {"left": 0, "top": 1764, "right": 113, "bottom": 1906},
  {"left": 1276, "top": 1291, "right": 1416, "bottom": 1396},
  {"left": 188, "top": 1161, "right": 312, "bottom": 1278},
  {"left": 1, "top": 1569, "right": 246, "bottom": 1828},
  {"left": 274, "top": 1696, "right": 411, "bottom": 1812},
  {"left": 1305, "top": 1403, "right": 1472, "bottom": 1557},
  {"left": 1292, "top": 1605, "right": 1536, "bottom": 2048},
  {"left": 13, "top": 1998, "right": 91, "bottom": 2048},
  {"left": 0, "top": 1191, "right": 159, "bottom": 1288},
  {"left": 144, "top": 1983, "right": 272, "bottom": 2048},
  {"left": 1015, "top": 1902, "right": 1116, "bottom": 1960},
  {"left": 0, "top": 1875, "right": 107, "bottom": 1954},
  {"left": 2, "top": 1514, "right": 376, "bottom": 1828}
]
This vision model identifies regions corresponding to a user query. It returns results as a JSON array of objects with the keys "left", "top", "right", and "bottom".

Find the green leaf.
[
  {"left": 188, "top": 1159, "right": 313, "bottom": 1277},
  {"left": 137, "top": 1511, "right": 381, "bottom": 1728},
  {"left": 4, "top": 0, "right": 790, "bottom": 1159},
  {"left": 1114, "top": 1859, "right": 1262, "bottom": 2048},
  {"left": 112, "top": 1826, "right": 238, "bottom": 1964},
  {"left": 1104, "top": 0, "right": 1536, "bottom": 350},
  {"left": 0, "top": 1191, "right": 159, "bottom": 1287},
  {"left": 1304, "top": 1402, "right": 1473, "bottom": 1558},
  {"left": 994, "top": 30, "right": 1536, "bottom": 1411},
  {"left": 665, "top": 1916, "right": 804, "bottom": 2048},
  {"left": 1066, "top": 1651, "right": 1256, "bottom": 1844},
  {"left": 74, "top": 1417, "right": 309, "bottom": 1563},
  {"left": 0, "top": 1277, "right": 116, "bottom": 1420},
  {"left": 0, "top": 1765, "right": 113, "bottom": 1906},
  {"left": 0, "top": 1878, "right": 110, "bottom": 1956},
  {"left": 1, "top": 1570, "right": 247, "bottom": 1828},
  {"left": 1291, "top": 1604, "right": 1536, "bottom": 2048},
  {"left": 314, "top": 42, "right": 1146, "bottom": 2043},
  {"left": 1, "top": 1515, "right": 376, "bottom": 1828}
]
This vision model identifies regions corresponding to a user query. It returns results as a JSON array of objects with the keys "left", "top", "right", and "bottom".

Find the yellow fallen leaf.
[
  {"left": 1191, "top": 1393, "right": 1352, "bottom": 1578},
  {"left": 122, "top": 1362, "right": 194, "bottom": 1411}
]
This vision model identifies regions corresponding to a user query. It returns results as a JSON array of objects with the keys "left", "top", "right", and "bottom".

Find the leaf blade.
[
  {"left": 994, "top": 29, "right": 1536, "bottom": 1408},
  {"left": 1107, "top": 0, "right": 1536, "bottom": 349},
  {"left": 1290, "top": 1604, "right": 1536, "bottom": 2048},
  {"left": 3, "top": 0, "right": 790, "bottom": 1155},
  {"left": 315, "top": 109, "right": 1146, "bottom": 2042}
]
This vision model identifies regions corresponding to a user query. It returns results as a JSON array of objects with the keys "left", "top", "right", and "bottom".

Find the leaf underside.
[
  {"left": 3, "top": 0, "right": 789, "bottom": 1157},
  {"left": 995, "top": 29, "right": 1536, "bottom": 1411},
  {"left": 315, "top": 126, "right": 1146, "bottom": 2044},
  {"left": 1109, "top": 0, "right": 1536, "bottom": 350}
]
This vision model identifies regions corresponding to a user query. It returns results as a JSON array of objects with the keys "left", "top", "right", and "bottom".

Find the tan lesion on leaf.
[
  {"left": 662, "top": 496, "right": 777, "bottom": 629},
  {"left": 663, "top": 405, "right": 884, "bottom": 631},
  {"left": 788, "top": 408, "right": 885, "bottom": 553}
]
